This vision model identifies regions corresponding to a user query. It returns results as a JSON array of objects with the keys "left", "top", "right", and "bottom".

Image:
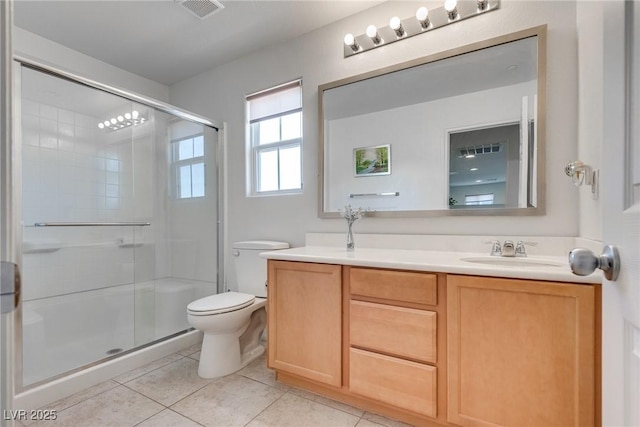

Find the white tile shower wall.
[{"left": 21, "top": 98, "right": 157, "bottom": 301}]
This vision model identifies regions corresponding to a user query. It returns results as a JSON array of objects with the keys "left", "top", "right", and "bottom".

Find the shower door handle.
[{"left": 0, "top": 261, "right": 20, "bottom": 314}]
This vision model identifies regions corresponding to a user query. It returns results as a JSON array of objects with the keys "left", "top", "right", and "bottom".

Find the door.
[
  {"left": 1, "top": 0, "right": 17, "bottom": 426},
  {"left": 601, "top": 2, "right": 640, "bottom": 426}
]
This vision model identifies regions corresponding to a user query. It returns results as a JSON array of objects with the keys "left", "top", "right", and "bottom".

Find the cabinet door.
[
  {"left": 447, "top": 275, "right": 596, "bottom": 427},
  {"left": 267, "top": 261, "right": 342, "bottom": 387}
]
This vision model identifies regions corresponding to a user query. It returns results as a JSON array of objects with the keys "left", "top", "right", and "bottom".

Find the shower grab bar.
[
  {"left": 33, "top": 222, "right": 151, "bottom": 227},
  {"left": 349, "top": 192, "right": 399, "bottom": 198}
]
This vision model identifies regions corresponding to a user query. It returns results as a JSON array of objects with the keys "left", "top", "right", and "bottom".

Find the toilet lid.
[{"left": 187, "top": 292, "right": 255, "bottom": 315}]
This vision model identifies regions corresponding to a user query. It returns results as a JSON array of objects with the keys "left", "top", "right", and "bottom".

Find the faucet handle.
[
  {"left": 482, "top": 240, "right": 502, "bottom": 256},
  {"left": 515, "top": 241, "right": 537, "bottom": 257}
]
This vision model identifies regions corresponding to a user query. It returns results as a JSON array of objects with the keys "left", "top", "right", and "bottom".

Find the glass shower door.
[{"left": 20, "top": 66, "right": 142, "bottom": 387}]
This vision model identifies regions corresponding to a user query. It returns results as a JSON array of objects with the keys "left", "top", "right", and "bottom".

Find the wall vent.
[{"left": 176, "top": 0, "right": 224, "bottom": 19}]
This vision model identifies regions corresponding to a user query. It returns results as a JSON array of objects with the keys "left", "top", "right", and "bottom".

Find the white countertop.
[{"left": 261, "top": 246, "right": 602, "bottom": 285}]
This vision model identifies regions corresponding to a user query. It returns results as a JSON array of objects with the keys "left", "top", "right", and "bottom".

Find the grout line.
[
  {"left": 241, "top": 388, "right": 287, "bottom": 427},
  {"left": 131, "top": 405, "right": 166, "bottom": 427},
  {"left": 112, "top": 353, "right": 187, "bottom": 384},
  {"left": 165, "top": 408, "right": 207, "bottom": 427}
]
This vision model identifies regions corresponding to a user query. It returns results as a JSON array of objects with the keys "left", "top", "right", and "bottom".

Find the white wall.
[
  {"left": 14, "top": 27, "right": 169, "bottom": 102},
  {"left": 169, "top": 0, "right": 579, "bottom": 288},
  {"left": 576, "top": 1, "right": 604, "bottom": 242},
  {"left": 325, "top": 82, "right": 535, "bottom": 211}
]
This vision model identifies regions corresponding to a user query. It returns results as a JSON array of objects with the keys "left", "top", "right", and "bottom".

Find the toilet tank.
[{"left": 233, "top": 240, "right": 289, "bottom": 298}]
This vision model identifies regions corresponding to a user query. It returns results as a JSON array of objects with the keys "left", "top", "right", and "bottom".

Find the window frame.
[
  {"left": 171, "top": 133, "right": 206, "bottom": 200},
  {"left": 464, "top": 193, "right": 495, "bottom": 206},
  {"left": 246, "top": 80, "right": 303, "bottom": 197}
]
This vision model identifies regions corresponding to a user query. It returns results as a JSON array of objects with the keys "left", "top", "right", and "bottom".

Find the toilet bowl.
[{"left": 186, "top": 240, "right": 289, "bottom": 378}]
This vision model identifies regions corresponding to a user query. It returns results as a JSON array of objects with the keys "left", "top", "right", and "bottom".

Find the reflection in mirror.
[
  {"left": 448, "top": 121, "right": 535, "bottom": 209},
  {"left": 320, "top": 26, "right": 545, "bottom": 217}
]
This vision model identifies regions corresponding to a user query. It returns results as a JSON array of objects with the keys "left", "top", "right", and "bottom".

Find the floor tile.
[
  {"left": 33, "top": 386, "right": 163, "bottom": 427},
  {"left": 355, "top": 419, "right": 386, "bottom": 427},
  {"left": 136, "top": 409, "right": 203, "bottom": 427},
  {"left": 361, "top": 412, "right": 413, "bottom": 427},
  {"left": 22, "top": 380, "right": 120, "bottom": 426},
  {"left": 236, "top": 354, "right": 289, "bottom": 392},
  {"left": 113, "top": 353, "right": 185, "bottom": 384},
  {"left": 177, "top": 343, "right": 202, "bottom": 357},
  {"left": 288, "top": 387, "right": 365, "bottom": 417},
  {"left": 171, "top": 374, "right": 284, "bottom": 427},
  {"left": 125, "top": 357, "right": 211, "bottom": 406},
  {"left": 246, "top": 392, "right": 360, "bottom": 427},
  {"left": 187, "top": 351, "right": 201, "bottom": 361}
]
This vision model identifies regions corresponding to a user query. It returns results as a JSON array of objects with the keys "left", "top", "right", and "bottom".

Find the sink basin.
[{"left": 460, "top": 256, "right": 565, "bottom": 268}]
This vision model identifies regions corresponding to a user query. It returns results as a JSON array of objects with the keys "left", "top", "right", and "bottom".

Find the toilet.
[{"left": 187, "top": 240, "right": 289, "bottom": 378}]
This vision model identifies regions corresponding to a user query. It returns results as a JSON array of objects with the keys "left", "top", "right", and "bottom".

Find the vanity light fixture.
[
  {"left": 98, "top": 110, "right": 146, "bottom": 131},
  {"left": 343, "top": 0, "right": 499, "bottom": 57},
  {"left": 366, "top": 25, "right": 382, "bottom": 45},
  {"left": 444, "top": 0, "right": 458, "bottom": 20},
  {"left": 416, "top": 7, "right": 430, "bottom": 29},
  {"left": 389, "top": 16, "right": 405, "bottom": 38}
]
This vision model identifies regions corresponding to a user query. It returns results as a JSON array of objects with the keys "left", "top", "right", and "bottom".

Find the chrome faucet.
[
  {"left": 483, "top": 240, "right": 502, "bottom": 256},
  {"left": 502, "top": 240, "right": 516, "bottom": 257},
  {"left": 515, "top": 241, "right": 537, "bottom": 257}
]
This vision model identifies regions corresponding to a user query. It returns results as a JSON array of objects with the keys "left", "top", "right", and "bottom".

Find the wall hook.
[{"left": 565, "top": 160, "right": 598, "bottom": 199}]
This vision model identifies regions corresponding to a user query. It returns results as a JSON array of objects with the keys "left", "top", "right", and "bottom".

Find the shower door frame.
[{"left": 11, "top": 57, "right": 226, "bottom": 393}]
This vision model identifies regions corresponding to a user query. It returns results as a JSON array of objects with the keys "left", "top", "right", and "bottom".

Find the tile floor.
[{"left": 21, "top": 344, "right": 412, "bottom": 427}]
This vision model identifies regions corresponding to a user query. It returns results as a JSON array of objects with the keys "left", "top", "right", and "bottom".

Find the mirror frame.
[{"left": 318, "top": 25, "right": 547, "bottom": 218}]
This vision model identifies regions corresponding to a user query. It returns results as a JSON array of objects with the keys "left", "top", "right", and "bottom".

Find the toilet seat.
[{"left": 187, "top": 292, "right": 255, "bottom": 316}]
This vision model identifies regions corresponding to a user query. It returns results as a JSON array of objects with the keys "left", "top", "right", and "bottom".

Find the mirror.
[{"left": 319, "top": 26, "right": 546, "bottom": 217}]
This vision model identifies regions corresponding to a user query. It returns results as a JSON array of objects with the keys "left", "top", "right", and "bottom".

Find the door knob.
[{"left": 568, "top": 245, "right": 620, "bottom": 281}]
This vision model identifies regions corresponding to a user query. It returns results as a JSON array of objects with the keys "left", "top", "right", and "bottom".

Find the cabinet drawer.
[
  {"left": 350, "top": 268, "right": 437, "bottom": 306},
  {"left": 350, "top": 300, "right": 436, "bottom": 363},
  {"left": 350, "top": 348, "right": 437, "bottom": 418}
]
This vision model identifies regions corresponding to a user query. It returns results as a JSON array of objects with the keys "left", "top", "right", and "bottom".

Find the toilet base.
[
  {"left": 194, "top": 305, "right": 267, "bottom": 379},
  {"left": 197, "top": 334, "right": 265, "bottom": 378}
]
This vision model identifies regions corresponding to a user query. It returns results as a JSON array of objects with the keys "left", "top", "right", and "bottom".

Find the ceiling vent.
[
  {"left": 176, "top": 0, "right": 224, "bottom": 19},
  {"left": 459, "top": 143, "right": 503, "bottom": 158}
]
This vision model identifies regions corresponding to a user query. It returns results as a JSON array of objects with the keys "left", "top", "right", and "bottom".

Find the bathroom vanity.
[{"left": 263, "top": 245, "right": 600, "bottom": 427}]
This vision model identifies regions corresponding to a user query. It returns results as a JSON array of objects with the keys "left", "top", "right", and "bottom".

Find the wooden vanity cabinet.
[
  {"left": 447, "top": 275, "right": 597, "bottom": 427},
  {"left": 267, "top": 260, "right": 599, "bottom": 427},
  {"left": 267, "top": 260, "right": 342, "bottom": 387},
  {"left": 346, "top": 267, "right": 446, "bottom": 422}
]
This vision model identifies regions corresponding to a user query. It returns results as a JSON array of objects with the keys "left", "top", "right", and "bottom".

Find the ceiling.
[{"left": 14, "top": 0, "right": 383, "bottom": 86}]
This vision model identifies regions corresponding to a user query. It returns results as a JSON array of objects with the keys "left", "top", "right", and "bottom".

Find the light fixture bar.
[{"left": 344, "top": 0, "right": 499, "bottom": 58}]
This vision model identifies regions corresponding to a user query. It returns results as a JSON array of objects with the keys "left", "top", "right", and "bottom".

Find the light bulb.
[
  {"left": 98, "top": 123, "right": 104, "bottom": 129},
  {"left": 110, "top": 118, "right": 117, "bottom": 125},
  {"left": 103, "top": 120, "right": 110, "bottom": 127},
  {"left": 445, "top": 0, "right": 458, "bottom": 19},
  {"left": 416, "top": 6, "right": 430, "bottom": 28},
  {"left": 389, "top": 16, "right": 404, "bottom": 37},
  {"left": 416, "top": 7, "right": 430, "bottom": 29},
  {"left": 470, "top": 168, "right": 478, "bottom": 171},
  {"left": 124, "top": 113, "right": 132, "bottom": 120},
  {"left": 132, "top": 110, "right": 139, "bottom": 119},
  {"left": 366, "top": 25, "right": 381, "bottom": 44},
  {"left": 344, "top": 33, "right": 359, "bottom": 52},
  {"left": 117, "top": 115, "right": 124, "bottom": 122}
]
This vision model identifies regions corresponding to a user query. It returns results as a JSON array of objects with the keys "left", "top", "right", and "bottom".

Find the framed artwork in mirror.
[{"left": 354, "top": 144, "right": 390, "bottom": 177}]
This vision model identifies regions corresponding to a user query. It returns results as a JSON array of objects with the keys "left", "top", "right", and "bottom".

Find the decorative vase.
[{"left": 346, "top": 221, "right": 355, "bottom": 251}]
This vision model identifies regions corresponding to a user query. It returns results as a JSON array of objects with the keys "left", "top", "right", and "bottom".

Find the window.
[
  {"left": 465, "top": 193, "right": 494, "bottom": 206},
  {"left": 246, "top": 80, "right": 302, "bottom": 195},
  {"left": 173, "top": 134, "right": 205, "bottom": 199}
]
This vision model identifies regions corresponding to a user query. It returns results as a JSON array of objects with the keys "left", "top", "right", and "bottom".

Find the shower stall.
[{"left": 13, "top": 61, "right": 223, "bottom": 390}]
